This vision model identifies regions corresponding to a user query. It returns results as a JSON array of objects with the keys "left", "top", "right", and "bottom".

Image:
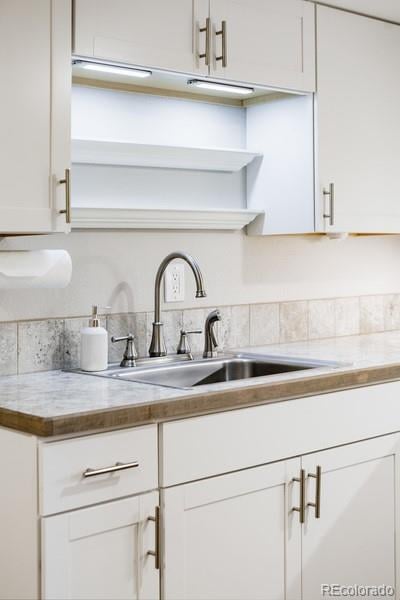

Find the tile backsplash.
[{"left": 2, "top": 293, "right": 400, "bottom": 376}]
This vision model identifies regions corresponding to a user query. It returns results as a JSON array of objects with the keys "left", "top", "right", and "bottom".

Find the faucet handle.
[
  {"left": 111, "top": 334, "right": 138, "bottom": 368},
  {"left": 177, "top": 329, "right": 202, "bottom": 359}
]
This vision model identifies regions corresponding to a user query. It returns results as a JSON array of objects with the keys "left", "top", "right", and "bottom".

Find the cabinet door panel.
[
  {"left": 302, "top": 435, "right": 399, "bottom": 598},
  {"left": 163, "top": 460, "right": 301, "bottom": 600},
  {"left": 0, "top": 0, "right": 52, "bottom": 233},
  {"left": 210, "top": 0, "right": 315, "bottom": 91},
  {"left": 42, "top": 492, "right": 159, "bottom": 600},
  {"left": 316, "top": 6, "right": 400, "bottom": 233},
  {"left": 74, "top": 0, "right": 208, "bottom": 76}
]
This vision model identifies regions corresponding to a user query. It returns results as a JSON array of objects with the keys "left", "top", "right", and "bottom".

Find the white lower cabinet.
[
  {"left": 162, "top": 433, "right": 400, "bottom": 600},
  {"left": 301, "top": 435, "right": 398, "bottom": 599},
  {"left": 162, "top": 459, "right": 301, "bottom": 600},
  {"left": 41, "top": 491, "right": 160, "bottom": 600}
]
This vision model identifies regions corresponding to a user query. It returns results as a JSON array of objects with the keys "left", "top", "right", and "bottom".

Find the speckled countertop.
[{"left": 3, "top": 331, "right": 400, "bottom": 437}]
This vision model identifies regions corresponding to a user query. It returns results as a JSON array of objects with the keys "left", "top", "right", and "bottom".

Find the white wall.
[{"left": 0, "top": 230, "right": 399, "bottom": 321}]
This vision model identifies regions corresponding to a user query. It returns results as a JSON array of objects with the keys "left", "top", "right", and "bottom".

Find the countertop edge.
[{"left": 2, "top": 362, "right": 400, "bottom": 437}]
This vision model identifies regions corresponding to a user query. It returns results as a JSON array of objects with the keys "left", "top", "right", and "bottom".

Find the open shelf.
[
  {"left": 72, "top": 207, "right": 264, "bottom": 230},
  {"left": 72, "top": 139, "right": 262, "bottom": 172}
]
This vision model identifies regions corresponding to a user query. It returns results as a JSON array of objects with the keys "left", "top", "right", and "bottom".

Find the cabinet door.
[
  {"left": 302, "top": 435, "right": 399, "bottom": 599},
  {"left": 315, "top": 6, "right": 400, "bottom": 233},
  {"left": 0, "top": 0, "right": 70, "bottom": 235},
  {"left": 42, "top": 492, "right": 159, "bottom": 600},
  {"left": 209, "top": 0, "right": 315, "bottom": 91},
  {"left": 73, "top": 0, "right": 208, "bottom": 76},
  {"left": 163, "top": 459, "right": 301, "bottom": 600}
]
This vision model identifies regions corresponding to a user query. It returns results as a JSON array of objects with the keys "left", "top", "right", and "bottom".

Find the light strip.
[
  {"left": 187, "top": 79, "right": 254, "bottom": 96},
  {"left": 73, "top": 60, "right": 152, "bottom": 79}
]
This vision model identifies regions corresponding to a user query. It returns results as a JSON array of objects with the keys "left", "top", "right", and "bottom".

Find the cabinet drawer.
[
  {"left": 39, "top": 425, "right": 157, "bottom": 515},
  {"left": 160, "top": 381, "right": 400, "bottom": 486}
]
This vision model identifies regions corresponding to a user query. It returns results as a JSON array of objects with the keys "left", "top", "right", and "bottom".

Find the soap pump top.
[{"left": 89, "top": 305, "right": 101, "bottom": 327}]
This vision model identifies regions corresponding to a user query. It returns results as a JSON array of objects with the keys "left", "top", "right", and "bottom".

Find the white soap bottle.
[{"left": 80, "top": 305, "right": 108, "bottom": 372}]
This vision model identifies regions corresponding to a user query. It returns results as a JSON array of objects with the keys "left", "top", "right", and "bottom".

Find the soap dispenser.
[{"left": 80, "top": 305, "right": 108, "bottom": 372}]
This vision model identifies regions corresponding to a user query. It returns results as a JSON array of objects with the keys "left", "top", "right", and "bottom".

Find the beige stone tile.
[
  {"left": 227, "top": 305, "right": 250, "bottom": 349},
  {"left": 383, "top": 294, "right": 400, "bottom": 331},
  {"left": 64, "top": 317, "right": 88, "bottom": 369},
  {"left": 249, "top": 303, "right": 279, "bottom": 346},
  {"left": 309, "top": 299, "right": 335, "bottom": 340},
  {"left": 0, "top": 322, "right": 17, "bottom": 376},
  {"left": 335, "top": 297, "right": 360, "bottom": 337},
  {"left": 18, "top": 319, "right": 64, "bottom": 374},
  {"left": 360, "top": 295, "right": 384, "bottom": 334},
  {"left": 279, "top": 301, "right": 308, "bottom": 343}
]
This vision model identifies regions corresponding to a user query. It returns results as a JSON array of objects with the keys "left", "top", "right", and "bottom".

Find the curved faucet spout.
[
  {"left": 149, "top": 252, "right": 207, "bottom": 357},
  {"left": 203, "top": 309, "right": 222, "bottom": 358}
]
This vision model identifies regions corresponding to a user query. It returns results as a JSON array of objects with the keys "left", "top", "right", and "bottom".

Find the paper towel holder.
[{"left": 0, "top": 249, "right": 72, "bottom": 289}]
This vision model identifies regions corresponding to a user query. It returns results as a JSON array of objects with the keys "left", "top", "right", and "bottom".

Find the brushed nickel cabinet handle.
[
  {"left": 199, "top": 17, "right": 211, "bottom": 65},
  {"left": 59, "top": 168, "right": 71, "bottom": 224},
  {"left": 83, "top": 460, "right": 139, "bottom": 478},
  {"left": 216, "top": 20, "right": 227, "bottom": 67},
  {"left": 147, "top": 506, "right": 160, "bottom": 570},
  {"left": 323, "top": 183, "right": 335, "bottom": 226},
  {"left": 307, "top": 465, "right": 322, "bottom": 519},
  {"left": 292, "top": 468, "right": 306, "bottom": 524}
]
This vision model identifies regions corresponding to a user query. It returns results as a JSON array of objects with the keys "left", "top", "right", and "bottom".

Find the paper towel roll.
[{"left": 0, "top": 250, "right": 72, "bottom": 289}]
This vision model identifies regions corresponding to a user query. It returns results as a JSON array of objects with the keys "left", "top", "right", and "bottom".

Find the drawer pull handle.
[
  {"left": 83, "top": 460, "right": 139, "bottom": 478},
  {"left": 147, "top": 506, "right": 160, "bottom": 570},
  {"left": 307, "top": 465, "right": 322, "bottom": 519},
  {"left": 292, "top": 468, "right": 306, "bottom": 524}
]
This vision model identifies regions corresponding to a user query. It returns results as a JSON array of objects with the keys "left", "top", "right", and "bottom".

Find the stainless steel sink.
[{"left": 80, "top": 352, "right": 346, "bottom": 390}]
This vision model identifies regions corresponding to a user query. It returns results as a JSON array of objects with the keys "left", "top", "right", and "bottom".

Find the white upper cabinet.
[
  {"left": 309, "top": 0, "right": 400, "bottom": 23},
  {"left": 73, "top": 0, "right": 209, "bottom": 75},
  {"left": 73, "top": 0, "right": 315, "bottom": 93},
  {"left": 0, "top": 0, "right": 71, "bottom": 235},
  {"left": 210, "top": 0, "right": 316, "bottom": 91},
  {"left": 315, "top": 6, "right": 400, "bottom": 234}
]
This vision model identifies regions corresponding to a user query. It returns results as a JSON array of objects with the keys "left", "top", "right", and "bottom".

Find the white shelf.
[
  {"left": 72, "top": 207, "right": 264, "bottom": 230},
  {"left": 71, "top": 139, "right": 262, "bottom": 172}
]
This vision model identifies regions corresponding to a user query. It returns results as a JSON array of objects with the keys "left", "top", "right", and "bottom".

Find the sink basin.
[{"left": 83, "top": 353, "right": 346, "bottom": 390}]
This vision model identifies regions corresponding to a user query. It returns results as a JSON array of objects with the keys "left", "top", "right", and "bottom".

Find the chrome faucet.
[
  {"left": 203, "top": 309, "right": 221, "bottom": 358},
  {"left": 111, "top": 334, "right": 138, "bottom": 367},
  {"left": 149, "top": 252, "right": 207, "bottom": 357}
]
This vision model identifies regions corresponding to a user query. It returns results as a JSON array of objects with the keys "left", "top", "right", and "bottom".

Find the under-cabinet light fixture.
[
  {"left": 73, "top": 60, "right": 152, "bottom": 79},
  {"left": 187, "top": 79, "right": 254, "bottom": 96}
]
